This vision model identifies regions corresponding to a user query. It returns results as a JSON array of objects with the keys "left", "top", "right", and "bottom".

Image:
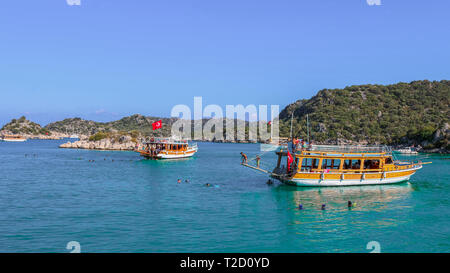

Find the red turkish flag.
[
  {"left": 287, "top": 150, "right": 294, "bottom": 172},
  {"left": 152, "top": 120, "right": 162, "bottom": 130}
]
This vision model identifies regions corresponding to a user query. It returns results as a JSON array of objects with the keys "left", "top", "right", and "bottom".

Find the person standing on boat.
[
  {"left": 256, "top": 155, "right": 261, "bottom": 168},
  {"left": 240, "top": 152, "right": 248, "bottom": 164},
  {"left": 292, "top": 137, "right": 300, "bottom": 152}
]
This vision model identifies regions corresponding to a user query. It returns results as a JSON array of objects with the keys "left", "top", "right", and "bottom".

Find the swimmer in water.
[
  {"left": 185, "top": 179, "right": 189, "bottom": 183},
  {"left": 177, "top": 179, "right": 181, "bottom": 183},
  {"left": 205, "top": 183, "right": 211, "bottom": 187}
]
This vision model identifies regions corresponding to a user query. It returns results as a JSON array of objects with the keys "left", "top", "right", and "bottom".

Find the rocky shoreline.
[
  {"left": 59, "top": 136, "right": 139, "bottom": 151},
  {"left": 0, "top": 131, "right": 74, "bottom": 140}
]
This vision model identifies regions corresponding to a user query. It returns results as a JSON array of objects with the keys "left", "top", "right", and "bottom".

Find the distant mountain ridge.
[{"left": 1, "top": 79, "right": 449, "bottom": 152}]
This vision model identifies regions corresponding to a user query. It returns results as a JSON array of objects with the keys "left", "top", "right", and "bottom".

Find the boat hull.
[
  {"left": 1, "top": 138, "right": 27, "bottom": 142},
  {"left": 278, "top": 175, "right": 412, "bottom": 187},
  {"left": 140, "top": 148, "right": 197, "bottom": 159},
  {"left": 156, "top": 150, "right": 197, "bottom": 159},
  {"left": 273, "top": 166, "right": 421, "bottom": 187}
]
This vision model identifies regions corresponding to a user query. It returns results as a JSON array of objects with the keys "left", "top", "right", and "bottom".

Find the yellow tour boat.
[
  {"left": 243, "top": 144, "right": 430, "bottom": 187},
  {"left": 137, "top": 137, "right": 198, "bottom": 159}
]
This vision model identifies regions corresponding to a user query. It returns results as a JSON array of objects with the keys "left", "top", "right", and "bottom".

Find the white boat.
[
  {"left": 137, "top": 137, "right": 198, "bottom": 159},
  {"left": 0, "top": 135, "right": 27, "bottom": 142},
  {"left": 69, "top": 134, "right": 79, "bottom": 139},
  {"left": 394, "top": 147, "right": 418, "bottom": 155}
]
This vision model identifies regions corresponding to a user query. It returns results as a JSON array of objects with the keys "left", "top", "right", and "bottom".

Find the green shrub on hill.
[{"left": 89, "top": 132, "right": 109, "bottom": 141}]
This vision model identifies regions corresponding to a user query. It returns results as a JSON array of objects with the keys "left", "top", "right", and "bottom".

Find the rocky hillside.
[
  {"left": 1, "top": 116, "right": 51, "bottom": 136},
  {"left": 45, "top": 118, "right": 102, "bottom": 135},
  {"left": 279, "top": 80, "right": 450, "bottom": 153},
  {"left": 3, "top": 80, "right": 448, "bottom": 153},
  {"left": 45, "top": 114, "right": 178, "bottom": 137},
  {"left": 45, "top": 115, "right": 255, "bottom": 141}
]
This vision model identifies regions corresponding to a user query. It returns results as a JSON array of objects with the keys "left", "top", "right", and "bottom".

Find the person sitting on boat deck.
[
  {"left": 297, "top": 139, "right": 302, "bottom": 151},
  {"left": 373, "top": 161, "right": 380, "bottom": 169},
  {"left": 302, "top": 141, "right": 308, "bottom": 150},
  {"left": 256, "top": 155, "right": 261, "bottom": 168},
  {"left": 240, "top": 152, "right": 248, "bottom": 164}
]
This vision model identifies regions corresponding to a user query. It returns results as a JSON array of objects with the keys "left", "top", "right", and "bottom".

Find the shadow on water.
[
  {"left": 270, "top": 182, "right": 414, "bottom": 212},
  {"left": 136, "top": 157, "right": 195, "bottom": 164}
]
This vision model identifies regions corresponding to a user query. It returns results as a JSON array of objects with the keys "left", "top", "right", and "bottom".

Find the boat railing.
[
  {"left": 143, "top": 137, "right": 191, "bottom": 145},
  {"left": 309, "top": 144, "right": 392, "bottom": 154}
]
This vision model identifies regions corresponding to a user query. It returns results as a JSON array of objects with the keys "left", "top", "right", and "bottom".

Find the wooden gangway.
[{"left": 241, "top": 163, "right": 270, "bottom": 174}]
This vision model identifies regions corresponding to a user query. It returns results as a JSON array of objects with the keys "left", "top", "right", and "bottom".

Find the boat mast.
[
  {"left": 290, "top": 112, "right": 294, "bottom": 140},
  {"left": 307, "top": 114, "right": 310, "bottom": 143}
]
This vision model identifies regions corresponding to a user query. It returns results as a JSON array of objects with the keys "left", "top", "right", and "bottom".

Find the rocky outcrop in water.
[{"left": 60, "top": 136, "right": 139, "bottom": 151}]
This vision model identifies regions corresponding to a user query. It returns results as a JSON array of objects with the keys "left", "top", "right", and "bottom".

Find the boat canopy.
[
  {"left": 143, "top": 137, "right": 189, "bottom": 145},
  {"left": 308, "top": 144, "right": 392, "bottom": 154}
]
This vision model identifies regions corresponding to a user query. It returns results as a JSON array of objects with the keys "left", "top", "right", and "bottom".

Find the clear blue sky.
[{"left": 0, "top": 0, "right": 449, "bottom": 126}]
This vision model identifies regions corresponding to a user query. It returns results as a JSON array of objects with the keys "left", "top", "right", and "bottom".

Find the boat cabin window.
[
  {"left": 321, "top": 159, "right": 341, "bottom": 170},
  {"left": 300, "top": 158, "right": 319, "bottom": 171},
  {"left": 343, "top": 159, "right": 361, "bottom": 170},
  {"left": 363, "top": 159, "right": 380, "bottom": 169},
  {"left": 385, "top": 157, "right": 393, "bottom": 164},
  {"left": 343, "top": 160, "right": 351, "bottom": 169}
]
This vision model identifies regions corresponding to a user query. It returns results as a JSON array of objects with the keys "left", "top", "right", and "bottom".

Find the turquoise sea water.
[{"left": 0, "top": 139, "right": 449, "bottom": 253}]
